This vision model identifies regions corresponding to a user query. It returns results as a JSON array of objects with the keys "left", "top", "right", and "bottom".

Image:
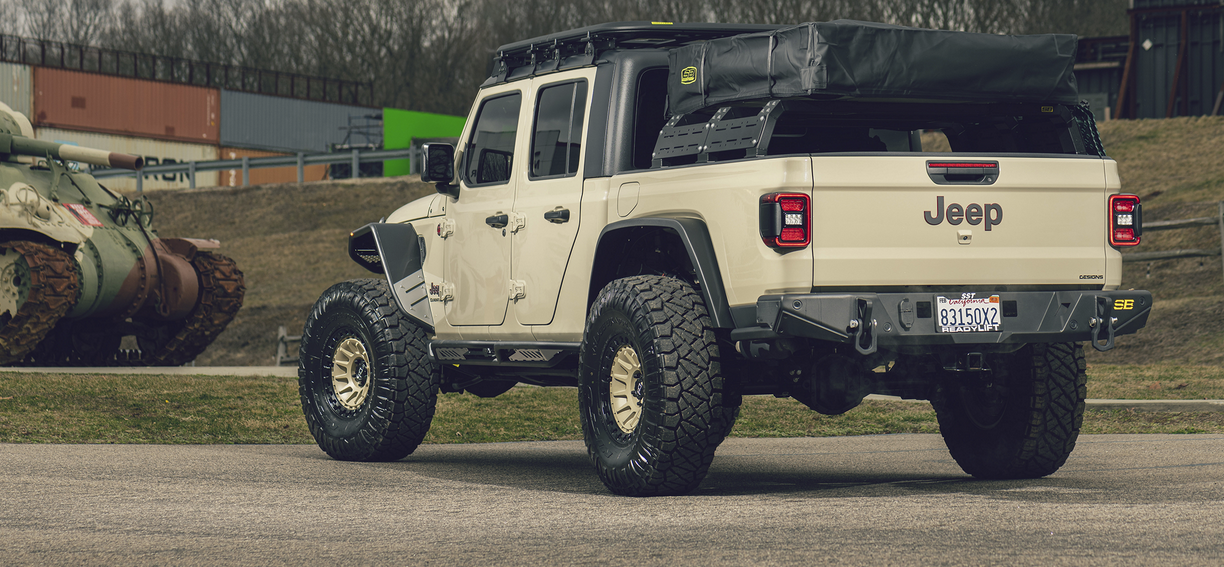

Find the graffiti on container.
[
  {"left": 82, "top": 157, "right": 195, "bottom": 183},
  {"left": 140, "top": 157, "right": 191, "bottom": 182}
]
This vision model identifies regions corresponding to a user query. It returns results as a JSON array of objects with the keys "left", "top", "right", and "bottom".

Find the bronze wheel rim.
[
  {"left": 609, "top": 345, "right": 643, "bottom": 434},
  {"left": 331, "top": 337, "right": 372, "bottom": 410}
]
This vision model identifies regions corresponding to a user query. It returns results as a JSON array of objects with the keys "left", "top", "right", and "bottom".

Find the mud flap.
[{"left": 349, "top": 223, "right": 433, "bottom": 330}]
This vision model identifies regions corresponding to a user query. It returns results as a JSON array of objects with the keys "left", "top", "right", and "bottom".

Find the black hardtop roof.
[
  {"left": 486, "top": 21, "right": 783, "bottom": 85},
  {"left": 493, "top": 21, "right": 782, "bottom": 55}
]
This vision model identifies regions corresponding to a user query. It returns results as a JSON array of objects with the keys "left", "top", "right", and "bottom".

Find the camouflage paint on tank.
[{"left": 0, "top": 100, "right": 244, "bottom": 366}]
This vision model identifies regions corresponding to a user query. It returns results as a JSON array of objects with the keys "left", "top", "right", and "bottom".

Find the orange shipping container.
[
  {"left": 219, "top": 147, "right": 328, "bottom": 187},
  {"left": 33, "top": 68, "right": 219, "bottom": 143}
]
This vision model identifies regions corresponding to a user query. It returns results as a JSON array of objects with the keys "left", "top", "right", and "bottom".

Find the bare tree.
[
  {"left": 105, "top": 0, "right": 190, "bottom": 59},
  {"left": 0, "top": 1, "right": 19, "bottom": 36},
  {"left": 19, "top": 0, "right": 115, "bottom": 43},
  {"left": 7, "top": 0, "right": 1134, "bottom": 117}
]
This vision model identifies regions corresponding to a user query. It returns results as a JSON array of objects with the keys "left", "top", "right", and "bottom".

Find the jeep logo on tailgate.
[{"left": 924, "top": 196, "right": 1003, "bottom": 231}]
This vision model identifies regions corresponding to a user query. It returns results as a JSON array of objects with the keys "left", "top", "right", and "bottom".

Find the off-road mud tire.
[
  {"left": 298, "top": 279, "right": 439, "bottom": 461},
  {"left": 578, "top": 275, "right": 732, "bottom": 496},
  {"left": 0, "top": 241, "right": 79, "bottom": 365},
  {"left": 932, "top": 342, "right": 1087, "bottom": 479}
]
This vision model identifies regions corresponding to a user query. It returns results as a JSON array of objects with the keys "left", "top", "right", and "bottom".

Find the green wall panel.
[{"left": 382, "top": 108, "right": 466, "bottom": 177}]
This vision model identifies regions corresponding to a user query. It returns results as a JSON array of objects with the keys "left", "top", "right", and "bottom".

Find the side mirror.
[{"left": 421, "top": 143, "right": 459, "bottom": 198}]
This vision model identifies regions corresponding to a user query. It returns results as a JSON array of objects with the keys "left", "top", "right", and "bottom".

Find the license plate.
[{"left": 936, "top": 295, "right": 1002, "bottom": 333}]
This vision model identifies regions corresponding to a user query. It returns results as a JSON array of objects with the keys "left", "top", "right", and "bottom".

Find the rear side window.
[
  {"left": 464, "top": 93, "right": 522, "bottom": 186},
  {"left": 764, "top": 105, "right": 1083, "bottom": 155},
  {"left": 632, "top": 69, "right": 669, "bottom": 170},
  {"left": 530, "top": 80, "right": 587, "bottom": 178},
  {"left": 652, "top": 100, "right": 1094, "bottom": 167}
]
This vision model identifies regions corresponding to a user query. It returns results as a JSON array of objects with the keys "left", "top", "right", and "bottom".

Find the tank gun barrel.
[{"left": 0, "top": 133, "right": 144, "bottom": 170}]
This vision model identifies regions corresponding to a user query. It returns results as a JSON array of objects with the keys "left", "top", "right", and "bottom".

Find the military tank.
[{"left": 0, "top": 101, "right": 244, "bottom": 366}]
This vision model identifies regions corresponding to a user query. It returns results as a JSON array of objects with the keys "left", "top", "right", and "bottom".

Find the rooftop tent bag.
[{"left": 667, "top": 20, "right": 1079, "bottom": 115}]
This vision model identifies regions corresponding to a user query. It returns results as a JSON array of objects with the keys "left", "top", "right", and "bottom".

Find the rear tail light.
[
  {"left": 760, "top": 192, "right": 811, "bottom": 249},
  {"left": 1108, "top": 194, "right": 1142, "bottom": 247}
]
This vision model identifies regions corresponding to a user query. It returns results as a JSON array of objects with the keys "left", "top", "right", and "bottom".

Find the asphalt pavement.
[{"left": 2, "top": 435, "right": 1222, "bottom": 565}]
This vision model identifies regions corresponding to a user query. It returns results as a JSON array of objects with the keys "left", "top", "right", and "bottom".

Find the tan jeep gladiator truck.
[{"left": 297, "top": 21, "right": 1151, "bottom": 496}]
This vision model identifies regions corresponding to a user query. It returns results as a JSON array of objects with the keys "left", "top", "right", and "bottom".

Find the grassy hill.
[
  {"left": 1098, "top": 116, "right": 1224, "bottom": 365},
  {"left": 139, "top": 116, "right": 1224, "bottom": 366},
  {"left": 142, "top": 178, "right": 436, "bottom": 366}
]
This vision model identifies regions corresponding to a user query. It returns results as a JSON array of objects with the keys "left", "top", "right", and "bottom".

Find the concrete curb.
[
  {"left": 1083, "top": 399, "right": 1224, "bottom": 412},
  {"left": 866, "top": 394, "right": 1224, "bottom": 412},
  {"left": 0, "top": 366, "right": 299, "bottom": 377},
  {"left": 3, "top": 368, "right": 1221, "bottom": 412}
]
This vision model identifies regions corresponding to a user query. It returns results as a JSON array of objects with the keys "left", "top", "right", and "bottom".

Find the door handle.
[
  {"left": 485, "top": 214, "right": 508, "bottom": 228},
  {"left": 544, "top": 209, "right": 570, "bottom": 224}
]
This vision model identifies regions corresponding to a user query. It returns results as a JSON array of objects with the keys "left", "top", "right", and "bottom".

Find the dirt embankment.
[{"left": 140, "top": 177, "right": 435, "bottom": 366}]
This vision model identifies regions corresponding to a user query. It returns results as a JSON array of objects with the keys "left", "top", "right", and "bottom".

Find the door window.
[
  {"left": 530, "top": 81, "right": 587, "bottom": 178},
  {"left": 464, "top": 93, "right": 522, "bottom": 186}
]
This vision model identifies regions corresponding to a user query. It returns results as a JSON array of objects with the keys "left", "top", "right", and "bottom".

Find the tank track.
[
  {"left": 0, "top": 241, "right": 80, "bottom": 365},
  {"left": 137, "top": 251, "right": 245, "bottom": 366},
  {"left": 17, "top": 318, "right": 119, "bottom": 367}
]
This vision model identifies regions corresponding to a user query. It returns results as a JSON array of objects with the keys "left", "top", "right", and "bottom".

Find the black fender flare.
[
  {"left": 348, "top": 222, "right": 433, "bottom": 330},
  {"left": 592, "top": 218, "right": 734, "bottom": 329}
]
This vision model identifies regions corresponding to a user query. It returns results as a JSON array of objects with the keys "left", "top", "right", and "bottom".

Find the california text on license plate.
[{"left": 936, "top": 295, "right": 1002, "bottom": 333}]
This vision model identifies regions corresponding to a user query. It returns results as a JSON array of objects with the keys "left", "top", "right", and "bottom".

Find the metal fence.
[
  {"left": 91, "top": 147, "right": 413, "bottom": 191},
  {"left": 0, "top": 34, "right": 372, "bottom": 106},
  {"left": 276, "top": 326, "right": 301, "bottom": 366},
  {"left": 1122, "top": 201, "right": 1224, "bottom": 281}
]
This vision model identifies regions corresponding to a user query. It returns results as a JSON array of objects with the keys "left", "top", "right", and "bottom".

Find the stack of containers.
[
  {"left": 218, "top": 90, "right": 379, "bottom": 186},
  {"left": 31, "top": 68, "right": 220, "bottom": 192},
  {"left": 1, "top": 62, "right": 33, "bottom": 117},
  {"left": 3, "top": 58, "right": 469, "bottom": 190}
]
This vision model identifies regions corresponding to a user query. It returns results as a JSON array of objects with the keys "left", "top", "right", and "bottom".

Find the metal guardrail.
[
  {"left": 1122, "top": 201, "right": 1224, "bottom": 281},
  {"left": 276, "top": 326, "right": 301, "bottom": 367},
  {"left": 91, "top": 147, "right": 413, "bottom": 191}
]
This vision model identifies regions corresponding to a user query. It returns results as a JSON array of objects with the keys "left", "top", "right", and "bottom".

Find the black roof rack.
[{"left": 487, "top": 21, "right": 781, "bottom": 85}]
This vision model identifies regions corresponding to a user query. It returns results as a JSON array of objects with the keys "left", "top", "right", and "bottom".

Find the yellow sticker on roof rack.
[{"left": 680, "top": 66, "right": 697, "bottom": 85}]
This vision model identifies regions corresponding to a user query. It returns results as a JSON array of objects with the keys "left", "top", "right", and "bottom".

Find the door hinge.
[
  {"left": 508, "top": 280, "right": 526, "bottom": 300},
  {"left": 428, "top": 281, "right": 455, "bottom": 302},
  {"left": 508, "top": 212, "right": 526, "bottom": 233},
  {"left": 437, "top": 218, "right": 456, "bottom": 238}
]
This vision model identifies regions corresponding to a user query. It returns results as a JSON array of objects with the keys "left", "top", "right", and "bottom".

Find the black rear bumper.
[{"left": 732, "top": 290, "right": 1152, "bottom": 353}]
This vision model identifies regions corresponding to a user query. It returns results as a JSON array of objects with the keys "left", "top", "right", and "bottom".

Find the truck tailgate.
[{"left": 810, "top": 155, "right": 1109, "bottom": 288}]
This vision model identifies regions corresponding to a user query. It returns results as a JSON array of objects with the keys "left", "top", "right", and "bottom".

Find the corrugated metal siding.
[
  {"left": 220, "top": 90, "right": 378, "bottom": 153},
  {"left": 0, "top": 62, "right": 33, "bottom": 118},
  {"left": 1075, "top": 66, "right": 1123, "bottom": 118},
  {"left": 1134, "top": 0, "right": 1220, "bottom": 8},
  {"left": 1185, "top": 10, "right": 1224, "bottom": 115},
  {"left": 1133, "top": 9, "right": 1224, "bottom": 117},
  {"left": 36, "top": 128, "right": 219, "bottom": 192},
  {"left": 1073, "top": 36, "right": 1129, "bottom": 120},
  {"left": 33, "top": 68, "right": 220, "bottom": 143},
  {"left": 218, "top": 147, "right": 328, "bottom": 186}
]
